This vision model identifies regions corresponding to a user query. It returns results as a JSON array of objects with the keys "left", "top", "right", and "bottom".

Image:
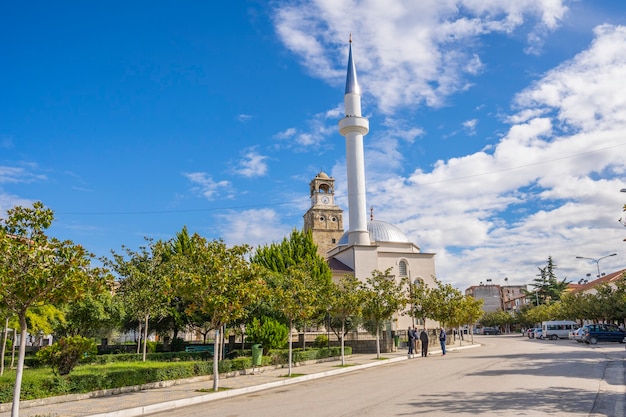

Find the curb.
[
  {"left": 85, "top": 356, "right": 407, "bottom": 417},
  {"left": 85, "top": 343, "right": 481, "bottom": 417}
]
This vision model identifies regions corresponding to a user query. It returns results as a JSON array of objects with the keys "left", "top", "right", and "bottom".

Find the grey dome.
[{"left": 338, "top": 220, "right": 410, "bottom": 245}]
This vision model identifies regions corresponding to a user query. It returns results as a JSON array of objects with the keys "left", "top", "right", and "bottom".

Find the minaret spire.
[
  {"left": 345, "top": 34, "right": 360, "bottom": 95},
  {"left": 338, "top": 37, "right": 370, "bottom": 246}
]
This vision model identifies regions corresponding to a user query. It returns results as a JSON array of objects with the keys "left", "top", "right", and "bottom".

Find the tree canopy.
[{"left": 0, "top": 202, "right": 111, "bottom": 417}]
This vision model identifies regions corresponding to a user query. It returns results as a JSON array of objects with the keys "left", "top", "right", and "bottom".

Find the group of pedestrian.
[
  {"left": 407, "top": 327, "right": 446, "bottom": 358},
  {"left": 406, "top": 326, "right": 433, "bottom": 358}
]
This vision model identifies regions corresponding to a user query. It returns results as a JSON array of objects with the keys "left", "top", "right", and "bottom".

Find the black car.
[
  {"left": 482, "top": 327, "right": 501, "bottom": 335},
  {"left": 581, "top": 324, "right": 626, "bottom": 344}
]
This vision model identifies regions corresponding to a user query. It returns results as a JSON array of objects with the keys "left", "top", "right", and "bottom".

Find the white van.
[{"left": 542, "top": 320, "right": 578, "bottom": 340}]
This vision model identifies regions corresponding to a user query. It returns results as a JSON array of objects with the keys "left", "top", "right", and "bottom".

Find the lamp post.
[{"left": 575, "top": 253, "right": 617, "bottom": 278}]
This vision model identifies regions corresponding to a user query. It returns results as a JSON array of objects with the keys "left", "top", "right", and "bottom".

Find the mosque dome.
[{"left": 338, "top": 219, "right": 411, "bottom": 245}]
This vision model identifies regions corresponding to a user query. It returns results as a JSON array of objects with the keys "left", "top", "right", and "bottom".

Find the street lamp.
[{"left": 575, "top": 253, "right": 617, "bottom": 278}]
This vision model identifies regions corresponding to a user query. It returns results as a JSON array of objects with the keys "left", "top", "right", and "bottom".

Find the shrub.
[
  {"left": 146, "top": 341, "right": 158, "bottom": 353},
  {"left": 313, "top": 334, "right": 328, "bottom": 348},
  {"left": 170, "top": 337, "right": 185, "bottom": 352},
  {"left": 36, "top": 336, "right": 97, "bottom": 376},
  {"left": 246, "top": 316, "right": 289, "bottom": 354}
]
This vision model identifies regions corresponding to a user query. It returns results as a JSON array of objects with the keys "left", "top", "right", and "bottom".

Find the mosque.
[{"left": 303, "top": 39, "right": 439, "bottom": 335}]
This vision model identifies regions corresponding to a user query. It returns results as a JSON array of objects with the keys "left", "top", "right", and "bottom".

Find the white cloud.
[
  {"left": 330, "top": 22, "right": 626, "bottom": 290},
  {"left": 183, "top": 172, "right": 232, "bottom": 200},
  {"left": 216, "top": 208, "right": 293, "bottom": 249},
  {"left": 0, "top": 165, "right": 47, "bottom": 184},
  {"left": 463, "top": 119, "right": 478, "bottom": 135},
  {"left": 237, "top": 114, "right": 254, "bottom": 123},
  {"left": 273, "top": 0, "right": 569, "bottom": 112},
  {"left": 234, "top": 148, "right": 268, "bottom": 178},
  {"left": 272, "top": 106, "right": 340, "bottom": 150},
  {"left": 0, "top": 192, "right": 33, "bottom": 216},
  {"left": 275, "top": 127, "right": 297, "bottom": 140}
]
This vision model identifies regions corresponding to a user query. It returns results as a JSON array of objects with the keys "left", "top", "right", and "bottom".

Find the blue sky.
[{"left": 2, "top": 0, "right": 626, "bottom": 291}]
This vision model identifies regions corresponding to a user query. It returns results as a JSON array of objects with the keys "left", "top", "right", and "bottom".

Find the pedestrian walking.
[
  {"left": 419, "top": 328, "right": 429, "bottom": 357},
  {"left": 407, "top": 326, "right": 416, "bottom": 358},
  {"left": 439, "top": 328, "right": 447, "bottom": 356}
]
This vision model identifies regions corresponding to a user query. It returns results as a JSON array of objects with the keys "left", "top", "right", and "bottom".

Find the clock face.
[{"left": 322, "top": 196, "right": 330, "bottom": 204}]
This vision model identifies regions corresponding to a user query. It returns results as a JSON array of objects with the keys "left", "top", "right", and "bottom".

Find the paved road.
[{"left": 147, "top": 335, "right": 625, "bottom": 417}]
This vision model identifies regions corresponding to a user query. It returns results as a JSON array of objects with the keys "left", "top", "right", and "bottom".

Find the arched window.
[{"left": 398, "top": 260, "right": 407, "bottom": 277}]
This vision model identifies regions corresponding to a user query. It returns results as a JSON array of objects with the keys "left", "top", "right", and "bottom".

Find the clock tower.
[{"left": 303, "top": 171, "right": 344, "bottom": 258}]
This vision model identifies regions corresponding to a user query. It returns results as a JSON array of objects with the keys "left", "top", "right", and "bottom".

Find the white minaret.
[{"left": 338, "top": 36, "right": 370, "bottom": 246}]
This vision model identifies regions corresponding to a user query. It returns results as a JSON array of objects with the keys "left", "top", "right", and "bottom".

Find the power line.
[{"left": 56, "top": 142, "right": 626, "bottom": 216}]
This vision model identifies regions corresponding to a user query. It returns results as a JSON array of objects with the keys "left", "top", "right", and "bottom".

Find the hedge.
[{"left": 0, "top": 346, "right": 351, "bottom": 403}]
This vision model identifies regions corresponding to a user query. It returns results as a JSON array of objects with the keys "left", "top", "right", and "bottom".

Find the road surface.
[{"left": 147, "top": 335, "right": 625, "bottom": 417}]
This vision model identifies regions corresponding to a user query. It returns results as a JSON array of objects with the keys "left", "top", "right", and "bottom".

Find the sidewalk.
[{"left": 1, "top": 343, "right": 480, "bottom": 417}]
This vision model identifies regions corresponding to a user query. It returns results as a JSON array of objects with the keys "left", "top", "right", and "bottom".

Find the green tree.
[
  {"left": 55, "top": 290, "right": 121, "bottom": 339},
  {"left": 479, "top": 310, "right": 513, "bottom": 333},
  {"left": 593, "top": 275, "right": 626, "bottom": 324},
  {"left": 406, "top": 279, "right": 437, "bottom": 329},
  {"left": 456, "top": 296, "right": 483, "bottom": 343},
  {"left": 479, "top": 310, "right": 504, "bottom": 327},
  {"left": 430, "top": 278, "right": 464, "bottom": 329},
  {"left": 106, "top": 238, "right": 171, "bottom": 362},
  {"left": 161, "top": 226, "right": 196, "bottom": 341},
  {"left": 527, "top": 257, "right": 569, "bottom": 304},
  {"left": 0, "top": 202, "right": 110, "bottom": 417},
  {"left": 523, "top": 303, "right": 559, "bottom": 326},
  {"left": 251, "top": 229, "right": 331, "bottom": 284},
  {"left": 174, "top": 236, "right": 265, "bottom": 390},
  {"left": 266, "top": 263, "right": 320, "bottom": 376},
  {"left": 36, "top": 335, "right": 96, "bottom": 375},
  {"left": 25, "top": 304, "right": 65, "bottom": 342},
  {"left": 361, "top": 269, "right": 406, "bottom": 359},
  {"left": 328, "top": 275, "right": 365, "bottom": 365},
  {"left": 251, "top": 229, "right": 331, "bottom": 374},
  {"left": 245, "top": 316, "right": 289, "bottom": 354}
]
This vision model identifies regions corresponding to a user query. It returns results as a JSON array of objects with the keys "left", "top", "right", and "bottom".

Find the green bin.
[{"left": 251, "top": 344, "right": 263, "bottom": 366}]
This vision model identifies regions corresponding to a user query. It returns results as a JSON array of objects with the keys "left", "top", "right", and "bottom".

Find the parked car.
[
  {"left": 581, "top": 324, "right": 626, "bottom": 344},
  {"left": 527, "top": 328, "right": 541, "bottom": 339},
  {"left": 571, "top": 328, "right": 585, "bottom": 343},
  {"left": 526, "top": 328, "right": 535, "bottom": 338},
  {"left": 534, "top": 328, "right": 544, "bottom": 339},
  {"left": 482, "top": 327, "right": 501, "bottom": 335}
]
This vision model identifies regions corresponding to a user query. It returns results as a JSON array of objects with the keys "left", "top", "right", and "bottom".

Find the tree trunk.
[
  {"left": 220, "top": 325, "right": 225, "bottom": 360},
  {"left": 288, "top": 319, "right": 293, "bottom": 377},
  {"left": 142, "top": 315, "right": 149, "bottom": 362},
  {"left": 10, "top": 328, "right": 16, "bottom": 368},
  {"left": 212, "top": 328, "right": 219, "bottom": 392},
  {"left": 375, "top": 326, "right": 381, "bottom": 359},
  {"left": 1, "top": 316, "right": 8, "bottom": 376},
  {"left": 136, "top": 322, "right": 142, "bottom": 354},
  {"left": 340, "top": 320, "right": 346, "bottom": 366},
  {"left": 11, "top": 313, "right": 28, "bottom": 417}
]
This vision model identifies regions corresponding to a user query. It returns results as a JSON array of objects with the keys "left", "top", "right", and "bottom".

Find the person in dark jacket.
[
  {"left": 407, "top": 327, "right": 416, "bottom": 358},
  {"left": 439, "top": 328, "right": 447, "bottom": 356},
  {"left": 419, "top": 328, "right": 429, "bottom": 357}
]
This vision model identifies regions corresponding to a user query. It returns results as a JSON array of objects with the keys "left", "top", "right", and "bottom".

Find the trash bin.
[
  {"left": 393, "top": 335, "right": 399, "bottom": 347},
  {"left": 251, "top": 344, "right": 263, "bottom": 366}
]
